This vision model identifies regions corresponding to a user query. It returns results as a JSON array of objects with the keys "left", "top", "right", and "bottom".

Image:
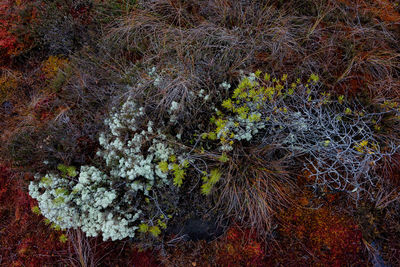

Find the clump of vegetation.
[
  {"left": 209, "top": 72, "right": 399, "bottom": 201},
  {"left": 0, "top": 70, "right": 20, "bottom": 102},
  {"left": 195, "top": 72, "right": 398, "bottom": 240},
  {"left": 29, "top": 97, "right": 188, "bottom": 241}
]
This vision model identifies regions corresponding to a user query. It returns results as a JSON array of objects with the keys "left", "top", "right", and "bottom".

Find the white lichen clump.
[{"left": 29, "top": 98, "right": 176, "bottom": 241}]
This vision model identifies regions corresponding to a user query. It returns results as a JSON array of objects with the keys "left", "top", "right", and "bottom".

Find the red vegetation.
[
  {"left": 162, "top": 225, "right": 265, "bottom": 266},
  {"left": 98, "top": 243, "right": 159, "bottom": 267},
  {"left": 277, "top": 205, "right": 365, "bottom": 266},
  {"left": 264, "top": 173, "right": 368, "bottom": 267},
  {"left": 0, "top": 0, "right": 35, "bottom": 64},
  {"left": 336, "top": 0, "right": 400, "bottom": 23},
  {"left": 0, "top": 164, "right": 68, "bottom": 266},
  {"left": 215, "top": 225, "right": 265, "bottom": 267}
]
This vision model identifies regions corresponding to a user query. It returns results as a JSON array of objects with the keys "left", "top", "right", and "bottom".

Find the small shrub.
[{"left": 208, "top": 72, "right": 399, "bottom": 202}]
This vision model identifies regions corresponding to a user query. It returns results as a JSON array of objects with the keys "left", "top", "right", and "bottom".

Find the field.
[{"left": 1, "top": 0, "right": 400, "bottom": 266}]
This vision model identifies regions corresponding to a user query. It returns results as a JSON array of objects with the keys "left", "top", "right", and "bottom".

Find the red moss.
[
  {"left": 267, "top": 180, "right": 367, "bottom": 267},
  {"left": 283, "top": 207, "right": 363, "bottom": 266},
  {"left": 161, "top": 225, "right": 265, "bottom": 266},
  {"left": 215, "top": 225, "right": 265, "bottom": 267},
  {"left": 87, "top": 240, "right": 160, "bottom": 267},
  {"left": 0, "top": 163, "right": 68, "bottom": 266}
]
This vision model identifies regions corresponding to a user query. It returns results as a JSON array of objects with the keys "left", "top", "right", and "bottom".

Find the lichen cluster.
[{"left": 29, "top": 97, "right": 182, "bottom": 241}]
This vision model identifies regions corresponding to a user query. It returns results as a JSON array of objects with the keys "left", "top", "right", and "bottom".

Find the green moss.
[{"left": 158, "top": 161, "right": 169, "bottom": 173}]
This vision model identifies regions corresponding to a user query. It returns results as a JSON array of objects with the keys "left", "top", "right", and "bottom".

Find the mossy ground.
[{"left": 1, "top": 0, "right": 400, "bottom": 266}]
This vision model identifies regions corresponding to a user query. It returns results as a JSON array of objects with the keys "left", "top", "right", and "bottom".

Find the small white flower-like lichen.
[{"left": 170, "top": 101, "right": 179, "bottom": 112}]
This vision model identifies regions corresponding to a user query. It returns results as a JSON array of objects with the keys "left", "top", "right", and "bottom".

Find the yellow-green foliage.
[
  {"left": 158, "top": 155, "right": 189, "bottom": 187},
  {"left": 218, "top": 152, "right": 229, "bottom": 163},
  {"left": 138, "top": 223, "right": 149, "bottom": 233},
  {"left": 40, "top": 176, "right": 52, "bottom": 186},
  {"left": 138, "top": 214, "right": 169, "bottom": 237},
  {"left": 205, "top": 72, "right": 308, "bottom": 149},
  {"left": 353, "top": 140, "right": 378, "bottom": 154},
  {"left": 31, "top": 205, "right": 41, "bottom": 215},
  {"left": 201, "top": 168, "right": 222, "bottom": 195},
  {"left": 57, "top": 164, "right": 77, "bottom": 177},
  {"left": 149, "top": 226, "right": 161, "bottom": 237},
  {"left": 51, "top": 223, "right": 61, "bottom": 231},
  {"left": 171, "top": 163, "right": 185, "bottom": 187},
  {"left": 157, "top": 218, "right": 167, "bottom": 229},
  {"left": 52, "top": 196, "right": 65, "bottom": 205},
  {"left": 55, "top": 187, "right": 68, "bottom": 195},
  {"left": 158, "top": 161, "right": 169, "bottom": 172},
  {"left": 59, "top": 234, "right": 68, "bottom": 243}
]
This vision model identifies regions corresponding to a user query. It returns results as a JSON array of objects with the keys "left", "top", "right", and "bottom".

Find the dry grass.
[
  {"left": 216, "top": 145, "right": 296, "bottom": 239},
  {"left": 64, "top": 229, "right": 98, "bottom": 267}
]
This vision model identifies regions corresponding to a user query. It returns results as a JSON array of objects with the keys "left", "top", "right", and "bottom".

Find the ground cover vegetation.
[{"left": 1, "top": 0, "right": 400, "bottom": 265}]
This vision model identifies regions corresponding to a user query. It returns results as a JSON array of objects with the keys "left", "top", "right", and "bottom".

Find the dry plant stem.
[{"left": 67, "top": 229, "right": 94, "bottom": 267}]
